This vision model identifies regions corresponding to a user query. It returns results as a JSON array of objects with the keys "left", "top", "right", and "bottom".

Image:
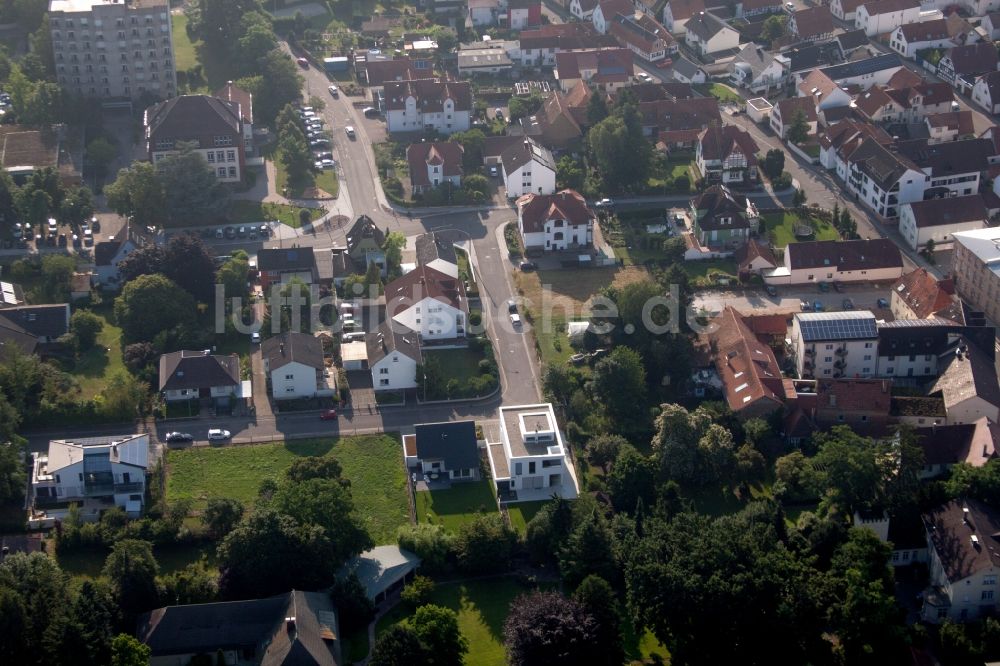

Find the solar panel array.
[
  {"left": 0, "top": 282, "right": 16, "bottom": 305},
  {"left": 797, "top": 311, "right": 878, "bottom": 341}
]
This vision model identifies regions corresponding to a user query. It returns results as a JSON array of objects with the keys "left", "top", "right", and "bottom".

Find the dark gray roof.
[
  {"left": 414, "top": 420, "right": 480, "bottom": 469},
  {"left": 257, "top": 248, "right": 317, "bottom": 274},
  {"left": 876, "top": 321, "right": 953, "bottom": 356},
  {"left": 158, "top": 350, "right": 240, "bottom": 392},
  {"left": 0, "top": 317, "right": 38, "bottom": 354},
  {"left": 366, "top": 320, "right": 421, "bottom": 365},
  {"left": 346, "top": 216, "right": 385, "bottom": 255},
  {"left": 897, "top": 138, "right": 993, "bottom": 179},
  {"left": 500, "top": 138, "right": 555, "bottom": 177},
  {"left": 686, "top": 11, "right": 731, "bottom": 41},
  {"left": 94, "top": 239, "right": 132, "bottom": 267},
  {"left": 0, "top": 303, "right": 69, "bottom": 342},
  {"left": 672, "top": 56, "right": 703, "bottom": 79},
  {"left": 138, "top": 590, "right": 339, "bottom": 665},
  {"left": 414, "top": 232, "right": 458, "bottom": 268},
  {"left": 262, "top": 331, "right": 324, "bottom": 371},
  {"left": 786, "top": 238, "right": 903, "bottom": 272},
  {"left": 691, "top": 184, "right": 751, "bottom": 231},
  {"left": 820, "top": 53, "right": 900, "bottom": 80},
  {"left": 837, "top": 29, "right": 869, "bottom": 53}
]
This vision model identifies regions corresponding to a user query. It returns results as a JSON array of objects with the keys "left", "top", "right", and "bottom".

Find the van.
[
  {"left": 339, "top": 302, "right": 356, "bottom": 313},
  {"left": 342, "top": 321, "right": 361, "bottom": 332},
  {"left": 342, "top": 332, "right": 366, "bottom": 342}
]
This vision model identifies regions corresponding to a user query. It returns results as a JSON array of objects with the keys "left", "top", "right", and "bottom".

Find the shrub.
[{"left": 401, "top": 575, "right": 436, "bottom": 608}]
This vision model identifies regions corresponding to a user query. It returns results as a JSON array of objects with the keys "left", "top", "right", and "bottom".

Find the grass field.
[
  {"left": 56, "top": 541, "right": 217, "bottom": 581},
  {"left": 515, "top": 266, "right": 652, "bottom": 318},
  {"left": 424, "top": 348, "right": 485, "bottom": 385},
  {"left": 763, "top": 211, "right": 840, "bottom": 248},
  {"left": 415, "top": 480, "right": 498, "bottom": 532},
  {"left": 166, "top": 435, "right": 409, "bottom": 543},
  {"left": 681, "top": 258, "right": 739, "bottom": 287},
  {"left": 506, "top": 500, "right": 549, "bottom": 535},
  {"left": 68, "top": 307, "right": 126, "bottom": 401},
  {"left": 700, "top": 82, "right": 743, "bottom": 104},
  {"left": 376, "top": 578, "right": 553, "bottom": 666},
  {"left": 227, "top": 200, "right": 325, "bottom": 228},
  {"left": 171, "top": 14, "right": 198, "bottom": 73}
]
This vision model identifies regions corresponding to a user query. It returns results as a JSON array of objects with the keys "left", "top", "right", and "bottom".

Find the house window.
[
  {"left": 864, "top": 342, "right": 873, "bottom": 348},
  {"left": 984, "top": 590, "right": 995, "bottom": 601},
  {"left": 284, "top": 374, "right": 293, "bottom": 380},
  {"left": 226, "top": 150, "right": 236, "bottom": 161},
  {"left": 379, "top": 368, "right": 389, "bottom": 374},
  {"left": 379, "top": 379, "right": 389, "bottom": 386},
  {"left": 55, "top": 475, "right": 61, "bottom": 483},
  {"left": 985, "top": 576, "right": 997, "bottom": 585},
  {"left": 207, "top": 152, "right": 215, "bottom": 163},
  {"left": 861, "top": 415, "right": 869, "bottom": 422},
  {"left": 393, "top": 356, "right": 398, "bottom": 362},
  {"left": 902, "top": 550, "right": 910, "bottom": 561},
  {"left": 515, "top": 463, "right": 522, "bottom": 475},
  {"left": 892, "top": 551, "right": 899, "bottom": 562},
  {"left": 826, "top": 344, "right": 833, "bottom": 350},
  {"left": 228, "top": 167, "right": 237, "bottom": 178},
  {"left": 217, "top": 167, "right": 226, "bottom": 177},
  {"left": 824, "top": 357, "right": 832, "bottom": 363},
  {"left": 864, "top": 355, "right": 872, "bottom": 361},
  {"left": 286, "top": 387, "right": 295, "bottom": 392}
]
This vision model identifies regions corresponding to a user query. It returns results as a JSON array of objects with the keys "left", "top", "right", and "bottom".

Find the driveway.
[{"left": 250, "top": 349, "right": 274, "bottom": 419}]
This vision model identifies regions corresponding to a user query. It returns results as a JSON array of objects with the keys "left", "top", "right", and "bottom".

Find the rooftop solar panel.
[{"left": 797, "top": 311, "right": 878, "bottom": 341}]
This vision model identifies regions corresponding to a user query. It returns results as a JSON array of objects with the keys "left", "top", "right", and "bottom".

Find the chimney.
[{"left": 286, "top": 617, "right": 297, "bottom": 640}]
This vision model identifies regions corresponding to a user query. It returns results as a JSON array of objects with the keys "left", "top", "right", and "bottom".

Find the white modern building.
[
  {"left": 31, "top": 434, "right": 150, "bottom": 521},
  {"left": 487, "top": 403, "right": 580, "bottom": 502},
  {"left": 791, "top": 311, "right": 880, "bottom": 379},
  {"left": 261, "top": 332, "right": 335, "bottom": 400},
  {"left": 952, "top": 226, "right": 1000, "bottom": 326},
  {"left": 49, "top": 0, "right": 176, "bottom": 101}
]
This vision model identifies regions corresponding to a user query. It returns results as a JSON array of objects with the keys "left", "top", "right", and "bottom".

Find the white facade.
[
  {"left": 592, "top": 3, "right": 616, "bottom": 33},
  {"left": 570, "top": 0, "right": 595, "bottom": 19},
  {"left": 503, "top": 158, "right": 556, "bottom": 199},
  {"left": 855, "top": 2, "right": 921, "bottom": 37},
  {"left": 662, "top": 2, "right": 692, "bottom": 32},
  {"left": 830, "top": 0, "right": 860, "bottom": 21},
  {"left": 791, "top": 313, "right": 879, "bottom": 379},
  {"left": 386, "top": 98, "right": 471, "bottom": 135},
  {"left": 31, "top": 434, "right": 149, "bottom": 521},
  {"left": 972, "top": 75, "right": 1000, "bottom": 114},
  {"left": 685, "top": 21, "right": 740, "bottom": 56},
  {"left": 268, "top": 360, "right": 335, "bottom": 400},
  {"left": 889, "top": 25, "right": 954, "bottom": 59},
  {"left": 519, "top": 218, "right": 594, "bottom": 251},
  {"left": 371, "top": 351, "right": 418, "bottom": 390},
  {"left": 392, "top": 296, "right": 466, "bottom": 341},
  {"left": 946, "top": 395, "right": 1000, "bottom": 426},
  {"left": 877, "top": 351, "right": 939, "bottom": 378},
  {"left": 764, "top": 246, "right": 904, "bottom": 285},
  {"left": 151, "top": 145, "right": 242, "bottom": 182},
  {"left": 489, "top": 403, "right": 579, "bottom": 501},
  {"left": 163, "top": 384, "right": 236, "bottom": 402},
  {"left": 899, "top": 202, "right": 986, "bottom": 250},
  {"left": 93, "top": 239, "right": 137, "bottom": 290},
  {"left": 844, "top": 157, "right": 927, "bottom": 219}
]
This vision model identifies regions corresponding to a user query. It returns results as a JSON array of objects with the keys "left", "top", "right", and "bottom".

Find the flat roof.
[
  {"left": 341, "top": 341, "right": 368, "bottom": 362},
  {"left": 50, "top": 0, "right": 166, "bottom": 11},
  {"left": 499, "top": 403, "right": 564, "bottom": 458},
  {"left": 953, "top": 227, "right": 1000, "bottom": 276},
  {"left": 747, "top": 97, "right": 773, "bottom": 110}
]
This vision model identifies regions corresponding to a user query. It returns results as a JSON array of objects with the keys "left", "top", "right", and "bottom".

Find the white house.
[
  {"left": 770, "top": 96, "right": 818, "bottom": 140},
  {"left": 696, "top": 125, "right": 759, "bottom": 184},
  {"left": 261, "top": 331, "right": 335, "bottom": 400},
  {"left": 931, "top": 339, "right": 1000, "bottom": 425},
  {"left": 501, "top": 138, "right": 557, "bottom": 199},
  {"left": 157, "top": 350, "right": 241, "bottom": 404},
  {"left": 468, "top": 0, "right": 500, "bottom": 25},
  {"left": 791, "top": 311, "right": 880, "bottom": 379},
  {"left": 972, "top": 70, "right": 1000, "bottom": 114},
  {"left": 31, "top": 434, "right": 150, "bottom": 521},
  {"left": 662, "top": 0, "right": 705, "bottom": 32},
  {"left": 684, "top": 12, "right": 740, "bottom": 56},
  {"left": 403, "top": 421, "right": 481, "bottom": 482},
  {"left": 516, "top": 189, "right": 595, "bottom": 253},
  {"left": 406, "top": 141, "right": 464, "bottom": 195},
  {"left": 386, "top": 265, "right": 468, "bottom": 343},
  {"left": 730, "top": 43, "right": 787, "bottom": 93},
  {"left": 592, "top": 0, "right": 634, "bottom": 34},
  {"left": 763, "top": 238, "right": 904, "bottom": 285},
  {"left": 797, "top": 69, "right": 852, "bottom": 112},
  {"left": 921, "top": 499, "right": 1000, "bottom": 623},
  {"left": 486, "top": 403, "right": 580, "bottom": 502},
  {"left": 367, "top": 321, "right": 421, "bottom": 391},
  {"left": 831, "top": 0, "right": 865, "bottom": 21},
  {"left": 569, "top": 0, "right": 599, "bottom": 20},
  {"left": 841, "top": 138, "right": 927, "bottom": 219},
  {"left": 93, "top": 236, "right": 137, "bottom": 291},
  {"left": 673, "top": 56, "right": 708, "bottom": 84},
  {"left": 384, "top": 79, "right": 472, "bottom": 135},
  {"left": 898, "top": 195, "right": 988, "bottom": 251},
  {"left": 855, "top": 0, "right": 921, "bottom": 37},
  {"left": 889, "top": 18, "right": 955, "bottom": 59}
]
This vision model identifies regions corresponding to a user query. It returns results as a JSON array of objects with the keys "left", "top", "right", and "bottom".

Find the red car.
[
  {"left": 320, "top": 409, "right": 338, "bottom": 420},
  {"left": 296, "top": 57, "right": 309, "bottom": 68}
]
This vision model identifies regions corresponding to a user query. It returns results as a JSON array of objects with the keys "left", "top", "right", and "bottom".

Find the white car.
[
  {"left": 510, "top": 313, "right": 521, "bottom": 327},
  {"left": 345, "top": 126, "right": 356, "bottom": 138},
  {"left": 251, "top": 332, "right": 261, "bottom": 344},
  {"left": 207, "top": 429, "right": 231, "bottom": 441},
  {"left": 328, "top": 85, "right": 339, "bottom": 97},
  {"left": 637, "top": 72, "right": 653, "bottom": 82},
  {"left": 314, "top": 159, "right": 336, "bottom": 170}
]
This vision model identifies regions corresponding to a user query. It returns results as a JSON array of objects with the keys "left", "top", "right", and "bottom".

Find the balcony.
[
  {"left": 834, "top": 359, "right": 846, "bottom": 370},
  {"left": 835, "top": 347, "right": 847, "bottom": 357},
  {"left": 804, "top": 348, "right": 816, "bottom": 357},
  {"left": 803, "top": 359, "right": 814, "bottom": 370}
]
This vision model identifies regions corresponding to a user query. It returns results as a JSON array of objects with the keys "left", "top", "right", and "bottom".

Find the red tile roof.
[
  {"left": 555, "top": 48, "right": 634, "bottom": 84},
  {"left": 708, "top": 306, "right": 790, "bottom": 414},
  {"left": 516, "top": 189, "right": 595, "bottom": 233},
  {"left": 384, "top": 78, "right": 472, "bottom": 112},
  {"left": 406, "top": 142, "right": 464, "bottom": 189},
  {"left": 665, "top": 0, "right": 704, "bottom": 21},
  {"left": 814, "top": 378, "right": 892, "bottom": 414},
  {"left": 386, "top": 265, "right": 466, "bottom": 311},
  {"left": 891, "top": 268, "right": 957, "bottom": 319},
  {"left": 791, "top": 6, "right": 833, "bottom": 38}
]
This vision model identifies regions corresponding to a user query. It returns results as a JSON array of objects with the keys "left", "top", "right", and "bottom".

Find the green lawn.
[
  {"left": 534, "top": 317, "right": 577, "bottom": 368},
  {"left": 763, "top": 211, "right": 840, "bottom": 248},
  {"left": 376, "top": 578, "right": 554, "bottom": 666},
  {"left": 227, "top": 200, "right": 325, "bottom": 228},
  {"left": 622, "top": 620, "right": 671, "bottom": 663},
  {"left": 681, "top": 258, "right": 739, "bottom": 287},
  {"left": 171, "top": 14, "right": 198, "bottom": 72},
  {"left": 315, "top": 169, "right": 340, "bottom": 198},
  {"left": 166, "top": 435, "right": 409, "bottom": 543},
  {"left": 415, "top": 480, "right": 498, "bottom": 532},
  {"left": 424, "top": 348, "right": 485, "bottom": 385},
  {"left": 69, "top": 307, "right": 126, "bottom": 401},
  {"left": 506, "top": 500, "right": 549, "bottom": 535},
  {"left": 700, "top": 82, "right": 743, "bottom": 104},
  {"left": 56, "top": 541, "right": 217, "bottom": 581}
]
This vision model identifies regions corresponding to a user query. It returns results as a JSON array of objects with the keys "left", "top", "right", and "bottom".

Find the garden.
[
  {"left": 415, "top": 479, "right": 498, "bottom": 532},
  {"left": 762, "top": 210, "right": 840, "bottom": 248},
  {"left": 165, "top": 434, "right": 408, "bottom": 543},
  {"left": 227, "top": 200, "right": 325, "bottom": 228},
  {"left": 418, "top": 338, "right": 499, "bottom": 400}
]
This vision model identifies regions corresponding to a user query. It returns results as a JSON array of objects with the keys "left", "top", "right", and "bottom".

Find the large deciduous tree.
[
  {"left": 587, "top": 103, "right": 650, "bottom": 191},
  {"left": 453, "top": 514, "right": 517, "bottom": 574},
  {"left": 590, "top": 346, "right": 647, "bottom": 428},
  {"left": 156, "top": 145, "right": 226, "bottom": 225},
  {"left": 114, "top": 274, "right": 197, "bottom": 344},
  {"left": 504, "top": 591, "right": 599, "bottom": 666},
  {"left": 409, "top": 605, "right": 467, "bottom": 666},
  {"left": 104, "top": 161, "right": 166, "bottom": 229},
  {"left": 102, "top": 539, "right": 160, "bottom": 624}
]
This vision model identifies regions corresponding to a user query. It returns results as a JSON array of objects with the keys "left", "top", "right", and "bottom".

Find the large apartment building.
[
  {"left": 952, "top": 227, "right": 1000, "bottom": 326},
  {"left": 49, "top": 0, "right": 176, "bottom": 102}
]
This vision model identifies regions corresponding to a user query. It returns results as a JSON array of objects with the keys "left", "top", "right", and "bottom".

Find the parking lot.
[{"left": 693, "top": 283, "right": 897, "bottom": 319}]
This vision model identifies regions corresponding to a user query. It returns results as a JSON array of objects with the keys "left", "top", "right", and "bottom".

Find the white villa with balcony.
[
  {"left": 486, "top": 403, "right": 580, "bottom": 503},
  {"left": 31, "top": 434, "right": 150, "bottom": 523}
]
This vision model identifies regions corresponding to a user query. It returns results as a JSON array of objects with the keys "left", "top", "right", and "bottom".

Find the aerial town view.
[{"left": 6, "top": 0, "right": 1000, "bottom": 663}]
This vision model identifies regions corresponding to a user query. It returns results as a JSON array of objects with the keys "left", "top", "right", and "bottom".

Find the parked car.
[
  {"left": 507, "top": 300, "right": 517, "bottom": 314},
  {"left": 237, "top": 226, "right": 247, "bottom": 237},
  {"left": 832, "top": 281, "right": 845, "bottom": 293},
  {"left": 510, "top": 313, "right": 521, "bottom": 326},
  {"left": 165, "top": 432, "right": 193, "bottom": 443},
  {"left": 590, "top": 348, "right": 609, "bottom": 360},
  {"left": 296, "top": 57, "right": 309, "bottom": 68},
  {"left": 90, "top": 217, "right": 100, "bottom": 232},
  {"left": 494, "top": 108, "right": 504, "bottom": 120},
  {"left": 519, "top": 261, "right": 537, "bottom": 271},
  {"left": 207, "top": 429, "right": 231, "bottom": 441},
  {"left": 636, "top": 72, "right": 652, "bottom": 83},
  {"left": 315, "top": 151, "right": 333, "bottom": 160},
  {"left": 489, "top": 164, "right": 499, "bottom": 177},
  {"left": 328, "top": 85, "right": 339, "bottom": 97},
  {"left": 765, "top": 285, "right": 778, "bottom": 297},
  {"left": 251, "top": 332, "right": 261, "bottom": 344},
  {"left": 842, "top": 298, "right": 855, "bottom": 310},
  {"left": 57, "top": 233, "right": 67, "bottom": 247},
  {"left": 818, "top": 281, "right": 830, "bottom": 292},
  {"left": 363, "top": 107, "right": 379, "bottom": 118},
  {"left": 310, "top": 138, "right": 331, "bottom": 148},
  {"left": 258, "top": 225, "right": 269, "bottom": 238},
  {"left": 320, "top": 409, "right": 338, "bottom": 421},
  {"left": 877, "top": 297, "right": 890, "bottom": 308},
  {"left": 345, "top": 126, "right": 356, "bottom": 138},
  {"left": 595, "top": 198, "right": 614, "bottom": 208},
  {"left": 314, "top": 158, "right": 336, "bottom": 170},
  {"left": 813, "top": 301, "right": 824, "bottom": 312},
  {"left": 72, "top": 234, "right": 80, "bottom": 247},
  {"left": 569, "top": 353, "right": 587, "bottom": 365},
  {"left": 224, "top": 226, "right": 236, "bottom": 239},
  {"left": 800, "top": 300, "right": 811, "bottom": 311}
]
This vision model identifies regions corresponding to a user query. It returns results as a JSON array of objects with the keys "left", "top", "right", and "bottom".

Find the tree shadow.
[{"left": 71, "top": 344, "right": 110, "bottom": 380}]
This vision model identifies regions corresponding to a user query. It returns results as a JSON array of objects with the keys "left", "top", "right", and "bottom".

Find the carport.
[{"left": 341, "top": 341, "right": 368, "bottom": 371}]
